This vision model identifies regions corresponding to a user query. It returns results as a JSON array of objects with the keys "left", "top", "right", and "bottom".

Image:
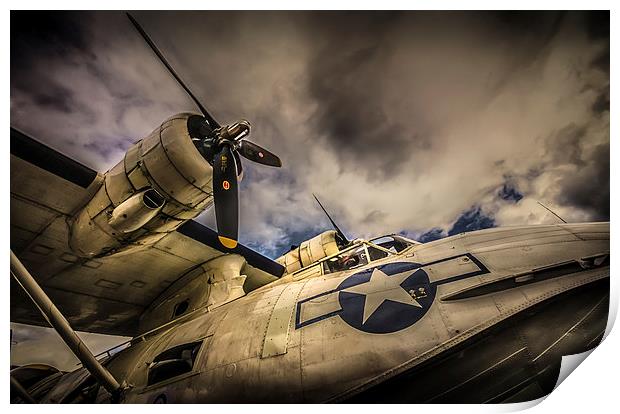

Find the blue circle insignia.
[{"left": 336, "top": 262, "right": 436, "bottom": 334}]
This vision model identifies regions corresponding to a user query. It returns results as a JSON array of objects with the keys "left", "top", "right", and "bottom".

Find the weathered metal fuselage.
[{"left": 35, "top": 222, "right": 609, "bottom": 403}]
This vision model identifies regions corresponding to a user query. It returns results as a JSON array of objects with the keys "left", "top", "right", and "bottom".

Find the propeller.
[
  {"left": 213, "top": 145, "right": 239, "bottom": 248},
  {"left": 127, "top": 13, "right": 282, "bottom": 249},
  {"left": 239, "top": 140, "right": 282, "bottom": 167},
  {"left": 126, "top": 13, "right": 220, "bottom": 129}
]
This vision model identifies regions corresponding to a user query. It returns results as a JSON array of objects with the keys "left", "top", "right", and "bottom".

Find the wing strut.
[
  {"left": 10, "top": 375, "right": 37, "bottom": 403},
  {"left": 10, "top": 251, "right": 124, "bottom": 398}
]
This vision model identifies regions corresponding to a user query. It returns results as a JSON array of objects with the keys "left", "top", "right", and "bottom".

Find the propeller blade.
[
  {"left": 213, "top": 146, "right": 239, "bottom": 248},
  {"left": 126, "top": 13, "right": 221, "bottom": 129},
  {"left": 238, "top": 140, "right": 282, "bottom": 167},
  {"left": 233, "top": 151, "right": 244, "bottom": 181}
]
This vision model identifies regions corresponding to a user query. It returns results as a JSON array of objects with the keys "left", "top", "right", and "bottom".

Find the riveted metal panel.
[
  {"left": 192, "top": 194, "right": 214, "bottom": 211},
  {"left": 142, "top": 134, "right": 209, "bottom": 207},
  {"left": 140, "top": 127, "right": 161, "bottom": 157},
  {"left": 297, "top": 290, "right": 341, "bottom": 326},
  {"left": 475, "top": 240, "right": 609, "bottom": 275},
  {"left": 124, "top": 142, "right": 141, "bottom": 174},
  {"left": 10, "top": 196, "right": 58, "bottom": 234},
  {"left": 160, "top": 116, "right": 213, "bottom": 192},
  {"left": 12, "top": 157, "right": 96, "bottom": 217},
  {"left": 161, "top": 203, "right": 202, "bottom": 220},
  {"left": 85, "top": 185, "right": 111, "bottom": 219},
  {"left": 261, "top": 281, "right": 306, "bottom": 358},
  {"left": 293, "top": 263, "right": 322, "bottom": 280},
  {"left": 127, "top": 164, "right": 151, "bottom": 191},
  {"left": 307, "top": 233, "right": 323, "bottom": 263},
  {"left": 321, "top": 230, "right": 340, "bottom": 256},
  {"left": 299, "top": 239, "right": 311, "bottom": 267},
  {"left": 277, "top": 231, "right": 340, "bottom": 274},
  {"left": 425, "top": 256, "right": 481, "bottom": 284},
  {"left": 105, "top": 161, "right": 134, "bottom": 206},
  {"left": 284, "top": 248, "right": 302, "bottom": 274},
  {"left": 143, "top": 215, "right": 185, "bottom": 233}
]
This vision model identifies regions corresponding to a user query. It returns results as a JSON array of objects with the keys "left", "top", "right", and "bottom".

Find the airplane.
[{"left": 10, "top": 13, "right": 609, "bottom": 404}]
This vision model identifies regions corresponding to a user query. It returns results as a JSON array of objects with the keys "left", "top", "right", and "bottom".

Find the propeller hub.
[{"left": 216, "top": 120, "right": 251, "bottom": 143}]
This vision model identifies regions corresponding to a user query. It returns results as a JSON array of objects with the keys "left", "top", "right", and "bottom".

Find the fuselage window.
[
  {"left": 323, "top": 246, "right": 369, "bottom": 274},
  {"left": 147, "top": 340, "right": 203, "bottom": 386},
  {"left": 172, "top": 299, "right": 189, "bottom": 318},
  {"left": 322, "top": 242, "right": 397, "bottom": 275},
  {"left": 367, "top": 245, "right": 389, "bottom": 261}
]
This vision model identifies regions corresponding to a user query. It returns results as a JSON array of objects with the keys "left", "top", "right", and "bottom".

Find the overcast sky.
[{"left": 10, "top": 11, "right": 609, "bottom": 368}]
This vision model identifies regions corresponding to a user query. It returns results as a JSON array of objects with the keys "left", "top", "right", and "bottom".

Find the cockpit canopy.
[
  {"left": 322, "top": 235, "right": 416, "bottom": 275},
  {"left": 288, "top": 234, "right": 417, "bottom": 279},
  {"left": 369, "top": 235, "right": 417, "bottom": 253}
]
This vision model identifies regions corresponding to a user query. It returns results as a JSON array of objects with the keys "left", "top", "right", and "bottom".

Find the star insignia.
[{"left": 343, "top": 268, "right": 422, "bottom": 324}]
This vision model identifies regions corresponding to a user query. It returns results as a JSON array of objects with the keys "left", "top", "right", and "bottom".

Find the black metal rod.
[{"left": 537, "top": 201, "right": 568, "bottom": 223}]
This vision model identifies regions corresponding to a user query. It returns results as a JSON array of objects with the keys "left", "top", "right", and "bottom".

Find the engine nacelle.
[
  {"left": 275, "top": 230, "right": 345, "bottom": 274},
  {"left": 69, "top": 113, "right": 214, "bottom": 257}
]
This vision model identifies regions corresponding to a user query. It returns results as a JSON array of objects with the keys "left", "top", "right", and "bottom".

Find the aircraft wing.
[{"left": 10, "top": 128, "right": 284, "bottom": 337}]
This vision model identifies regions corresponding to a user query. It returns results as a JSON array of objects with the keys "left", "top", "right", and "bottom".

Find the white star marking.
[{"left": 343, "top": 268, "right": 422, "bottom": 324}]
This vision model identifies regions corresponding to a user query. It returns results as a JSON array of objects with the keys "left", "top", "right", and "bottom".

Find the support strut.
[
  {"left": 10, "top": 251, "right": 123, "bottom": 396},
  {"left": 10, "top": 375, "right": 37, "bottom": 404}
]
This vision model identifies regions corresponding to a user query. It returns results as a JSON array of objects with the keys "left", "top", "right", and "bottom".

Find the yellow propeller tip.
[{"left": 218, "top": 236, "right": 238, "bottom": 249}]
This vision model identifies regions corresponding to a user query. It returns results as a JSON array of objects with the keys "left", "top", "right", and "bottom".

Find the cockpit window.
[
  {"left": 369, "top": 236, "right": 412, "bottom": 253},
  {"left": 323, "top": 245, "right": 369, "bottom": 274},
  {"left": 147, "top": 341, "right": 202, "bottom": 386},
  {"left": 322, "top": 242, "right": 394, "bottom": 275},
  {"left": 367, "top": 245, "right": 389, "bottom": 261}
]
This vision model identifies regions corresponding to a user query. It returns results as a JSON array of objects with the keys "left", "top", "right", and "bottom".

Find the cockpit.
[
  {"left": 369, "top": 235, "right": 417, "bottom": 254},
  {"left": 289, "top": 234, "right": 418, "bottom": 280},
  {"left": 322, "top": 235, "right": 416, "bottom": 274}
]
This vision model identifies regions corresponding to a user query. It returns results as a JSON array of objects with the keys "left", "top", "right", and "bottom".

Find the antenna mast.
[
  {"left": 313, "top": 194, "right": 350, "bottom": 244},
  {"left": 537, "top": 201, "right": 567, "bottom": 224}
]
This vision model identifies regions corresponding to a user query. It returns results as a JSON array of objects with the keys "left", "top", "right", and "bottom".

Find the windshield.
[
  {"left": 292, "top": 236, "right": 416, "bottom": 277},
  {"left": 322, "top": 242, "right": 393, "bottom": 274},
  {"left": 368, "top": 235, "right": 415, "bottom": 253}
]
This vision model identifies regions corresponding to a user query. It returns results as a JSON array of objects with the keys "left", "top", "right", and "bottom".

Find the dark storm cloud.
[
  {"left": 304, "top": 12, "right": 422, "bottom": 176},
  {"left": 591, "top": 49, "right": 610, "bottom": 74},
  {"left": 11, "top": 11, "right": 94, "bottom": 64},
  {"left": 10, "top": 10, "right": 610, "bottom": 255},
  {"left": 591, "top": 90, "right": 610, "bottom": 114},
  {"left": 11, "top": 12, "right": 92, "bottom": 113},
  {"left": 11, "top": 11, "right": 194, "bottom": 170},
  {"left": 546, "top": 124, "right": 588, "bottom": 167},
  {"left": 556, "top": 143, "right": 610, "bottom": 220},
  {"left": 299, "top": 11, "right": 596, "bottom": 193},
  {"left": 585, "top": 10, "right": 610, "bottom": 41}
]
